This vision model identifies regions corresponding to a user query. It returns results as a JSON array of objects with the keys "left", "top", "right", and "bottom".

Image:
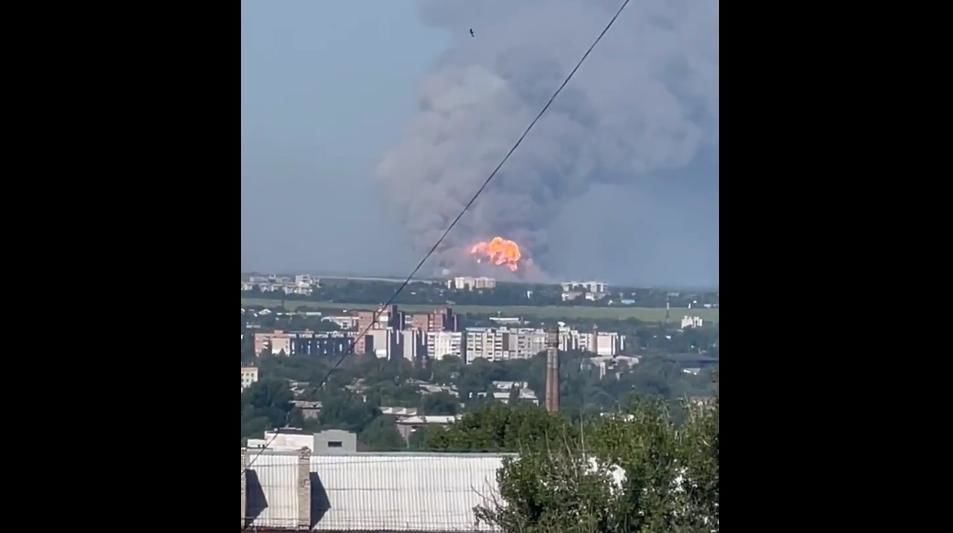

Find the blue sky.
[{"left": 241, "top": 0, "right": 447, "bottom": 273}]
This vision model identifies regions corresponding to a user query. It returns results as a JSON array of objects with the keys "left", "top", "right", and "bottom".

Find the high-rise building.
[
  {"left": 426, "top": 331, "right": 465, "bottom": 361},
  {"left": 401, "top": 329, "right": 425, "bottom": 362},
  {"left": 406, "top": 307, "right": 457, "bottom": 333},
  {"left": 464, "top": 327, "right": 547, "bottom": 363}
]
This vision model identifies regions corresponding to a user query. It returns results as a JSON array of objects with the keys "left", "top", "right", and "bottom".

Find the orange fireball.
[{"left": 470, "top": 236, "right": 522, "bottom": 272}]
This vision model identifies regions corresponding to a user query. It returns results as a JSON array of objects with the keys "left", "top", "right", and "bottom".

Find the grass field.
[{"left": 241, "top": 298, "right": 719, "bottom": 324}]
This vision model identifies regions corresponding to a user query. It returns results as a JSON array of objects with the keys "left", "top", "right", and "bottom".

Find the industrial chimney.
[{"left": 545, "top": 328, "right": 559, "bottom": 413}]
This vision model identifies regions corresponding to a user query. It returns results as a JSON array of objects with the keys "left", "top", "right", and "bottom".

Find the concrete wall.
[{"left": 313, "top": 429, "right": 357, "bottom": 454}]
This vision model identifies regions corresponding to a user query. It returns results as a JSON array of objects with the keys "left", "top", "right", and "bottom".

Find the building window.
[{"left": 327, "top": 441, "right": 343, "bottom": 448}]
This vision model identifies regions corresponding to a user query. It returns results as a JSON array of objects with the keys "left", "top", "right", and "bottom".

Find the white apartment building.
[
  {"left": 401, "top": 329, "right": 424, "bottom": 362},
  {"left": 561, "top": 281, "right": 607, "bottom": 294},
  {"left": 448, "top": 276, "right": 496, "bottom": 291},
  {"left": 681, "top": 315, "right": 704, "bottom": 329},
  {"left": 254, "top": 331, "right": 292, "bottom": 356},
  {"left": 507, "top": 328, "right": 547, "bottom": 359},
  {"left": 426, "top": 331, "right": 464, "bottom": 361},
  {"left": 241, "top": 366, "right": 259, "bottom": 390},
  {"left": 367, "top": 328, "right": 395, "bottom": 359},
  {"left": 464, "top": 327, "right": 505, "bottom": 362},
  {"left": 554, "top": 325, "right": 625, "bottom": 357},
  {"left": 464, "top": 327, "right": 547, "bottom": 363}
]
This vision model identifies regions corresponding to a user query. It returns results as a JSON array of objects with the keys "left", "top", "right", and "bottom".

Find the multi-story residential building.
[
  {"left": 447, "top": 276, "right": 496, "bottom": 291},
  {"left": 464, "top": 327, "right": 505, "bottom": 362},
  {"left": 401, "top": 329, "right": 425, "bottom": 362},
  {"left": 426, "top": 331, "right": 464, "bottom": 360},
  {"left": 560, "top": 280, "right": 608, "bottom": 301},
  {"left": 464, "top": 327, "right": 548, "bottom": 363},
  {"left": 406, "top": 307, "right": 457, "bottom": 333},
  {"left": 254, "top": 330, "right": 352, "bottom": 357}
]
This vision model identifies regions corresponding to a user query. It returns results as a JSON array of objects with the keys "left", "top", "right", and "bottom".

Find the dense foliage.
[{"left": 470, "top": 399, "right": 719, "bottom": 533}]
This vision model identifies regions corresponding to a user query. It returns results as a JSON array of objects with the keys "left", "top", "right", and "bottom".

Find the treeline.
[
  {"left": 241, "top": 349, "right": 717, "bottom": 448},
  {"left": 242, "top": 278, "right": 719, "bottom": 309},
  {"left": 428, "top": 401, "right": 720, "bottom": 533}
]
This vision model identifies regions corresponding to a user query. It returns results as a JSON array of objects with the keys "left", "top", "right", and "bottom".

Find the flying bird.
[{"left": 469, "top": 28, "right": 475, "bottom": 38}]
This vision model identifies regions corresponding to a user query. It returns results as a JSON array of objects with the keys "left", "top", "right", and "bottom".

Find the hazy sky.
[{"left": 241, "top": 0, "right": 718, "bottom": 288}]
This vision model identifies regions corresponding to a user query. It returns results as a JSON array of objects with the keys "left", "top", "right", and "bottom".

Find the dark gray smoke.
[{"left": 375, "top": 0, "right": 718, "bottom": 282}]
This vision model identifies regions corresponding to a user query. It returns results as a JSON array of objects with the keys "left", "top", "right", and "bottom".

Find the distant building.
[
  {"left": 426, "top": 331, "right": 464, "bottom": 360},
  {"left": 406, "top": 307, "right": 457, "bottom": 332},
  {"left": 401, "top": 329, "right": 425, "bottom": 362},
  {"left": 322, "top": 315, "right": 359, "bottom": 330},
  {"left": 681, "top": 315, "right": 704, "bottom": 329},
  {"left": 255, "top": 330, "right": 292, "bottom": 356},
  {"left": 246, "top": 428, "right": 315, "bottom": 452},
  {"left": 364, "top": 328, "right": 399, "bottom": 359},
  {"left": 241, "top": 366, "right": 259, "bottom": 390},
  {"left": 561, "top": 280, "right": 607, "bottom": 294},
  {"left": 491, "top": 381, "right": 529, "bottom": 391},
  {"left": 313, "top": 429, "right": 357, "bottom": 454},
  {"left": 583, "top": 355, "right": 640, "bottom": 379},
  {"left": 464, "top": 327, "right": 547, "bottom": 363},
  {"left": 290, "top": 400, "right": 322, "bottom": 420},
  {"left": 254, "top": 330, "right": 352, "bottom": 357},
  {"left": 379, "top": 407, "right": 418, "bottom": 417},
  {"left": 394, "top": 415, "right": 461, "bottom": 442},
  {"left": 565, "top": 330, "right": 625, "bottom": 357},
  {"left": 447, "top": 276, "right": 496, "bottom": 291},
  {"left": 246, "top": 428, "right": 356, "bottom": 454},
  {"left": 491, "top": 388, "right": 539, "bottom": 406}
]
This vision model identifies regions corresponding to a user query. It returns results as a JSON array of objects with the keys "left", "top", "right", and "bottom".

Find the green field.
[{"left": 241, "top": 298, "right": 718, "bottom": 324}]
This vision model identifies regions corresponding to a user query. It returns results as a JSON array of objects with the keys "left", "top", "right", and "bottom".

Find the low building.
[
  {"left": 246, "top": 428, "right": 357, "bottom": 454},
  {"left": 583, "top": 355, "right": 640, "bottom": 379},
  {"left": 290, "top": 400, "right": 322, "bottom": 420},
  {"left": 379, "top": 406, "right": 418, "bottom": 417},
  {"left": 242, "top": 449, "right": 510, "bottom": 531},
  {"left": 448, "top": 276, "right": 496, "bottom": 291},
  {"left": 246, "top": 428, "right": 314, "bottom": 452},
  {"left": 491, "top": 380, "right": 529, "bottom": 391},
  {"left": 241, "top": 366, "right": 259, "bottom": 390},
  {"left": 394, "top": 415, "right": 461, "bottom": 442},
  {"left": 492, "top": 388, "right": 539, "bottom": 406},
  {"left": 561, "top": 280, "right": 608, "bottom": 301},
  {"left": 313, "top": 429, "right": 357, "bottom": 454},
  {"left": 682, "top": 315, "right": 704, "bottom": 328}
]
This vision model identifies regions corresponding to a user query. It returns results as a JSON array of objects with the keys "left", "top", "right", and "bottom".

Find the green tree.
[
  {"left": 420, "top": 404, "right": 570, "bottom": 452},
  {"left": 316, "top": 390, "right": 378, "bottom": 433},
  {"left": 473, "top": 398, "right": 719, "bottom": 533},
  {"left": 421, "top": 391, "right": 459, "bottom": 415},
  {"left": 241, "top": 379, "right": 294, "bottom": 438},
  {"left": 359, "top": 415, "right": 406, "bottom": 451}
]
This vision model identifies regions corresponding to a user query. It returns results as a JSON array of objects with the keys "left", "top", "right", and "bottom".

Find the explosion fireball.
[{"left": 470, "top": 236, "right": 522, "bottom": 272}]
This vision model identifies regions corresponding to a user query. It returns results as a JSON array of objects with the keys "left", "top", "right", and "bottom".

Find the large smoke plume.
[{"left": 375, "top": 0, "right": 718, "bottom": 281}]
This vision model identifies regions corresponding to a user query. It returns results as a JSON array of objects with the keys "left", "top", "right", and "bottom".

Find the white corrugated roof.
[{"left": 245, "top": 451, "right": 511, "bottom": 532}]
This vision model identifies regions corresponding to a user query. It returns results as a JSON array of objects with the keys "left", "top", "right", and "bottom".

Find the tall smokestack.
[{"left": 545, "top": 328, "right": 559, "bottom": 413}]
